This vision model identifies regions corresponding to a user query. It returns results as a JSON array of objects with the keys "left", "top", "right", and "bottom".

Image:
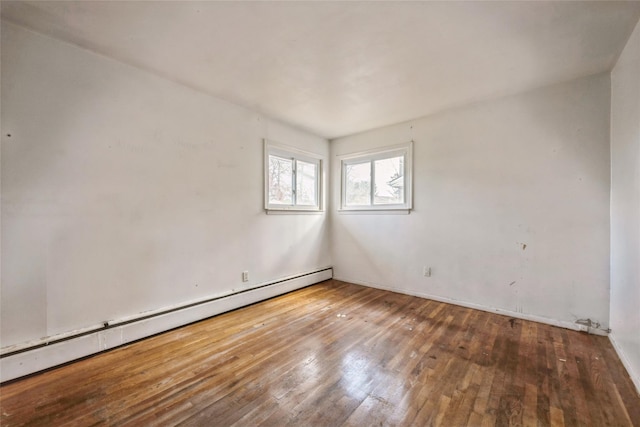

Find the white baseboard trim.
[
  {"left": 609, "top": 332, "right": 640, "bottom": 395},
  {"left": 335, "top": 276, "right": 609, "bottom": 336},
  {"left": 1, "top": 268, "right": 332, "bottom": 383}
]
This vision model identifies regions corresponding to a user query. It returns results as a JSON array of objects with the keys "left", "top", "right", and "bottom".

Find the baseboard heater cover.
[{"left": 0, "top": 268, "right": 332, "bottom": 383}]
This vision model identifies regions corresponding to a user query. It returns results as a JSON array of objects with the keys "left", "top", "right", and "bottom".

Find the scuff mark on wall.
[
  {"left": 575, "top": 318, "right": 609, "bottom": 334},
  {"left": 575, "top": 318, "right": 600, "bottom": 329}
]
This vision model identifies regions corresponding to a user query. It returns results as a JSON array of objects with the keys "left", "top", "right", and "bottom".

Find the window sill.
[
  {"left": 337, "top": 209, "right": 411, "bottom": 215},
  {"left": 266, "top": 209, "right": 324, "bottom": 215}
]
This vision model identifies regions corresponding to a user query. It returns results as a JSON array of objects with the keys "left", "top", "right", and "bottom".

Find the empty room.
[{"left": 1, "top": 1, "right": 640, "bottom": 425}]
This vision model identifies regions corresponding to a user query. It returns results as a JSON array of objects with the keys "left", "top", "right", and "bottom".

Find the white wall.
[
  {"left": 610, "top": 19, "right": 640, "bottom": 391},
  {"left": 331, "top": 73, "right": 611, "bottom": 332},
  {"left": 1, "top": 23, "right": 330, "bottom": 349}
]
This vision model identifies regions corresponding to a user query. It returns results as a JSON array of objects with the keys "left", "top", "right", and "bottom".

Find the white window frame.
[
  {"left": 264, "top": 140, "right": 323, "bottom": 212},
  {"left": 339, "top": 141, "right": 413, "bottom": 212}
]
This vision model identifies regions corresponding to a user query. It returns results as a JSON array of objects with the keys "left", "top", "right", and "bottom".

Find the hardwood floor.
[{"left": 1, "top": 280, "right": 638, "bottom": 426}]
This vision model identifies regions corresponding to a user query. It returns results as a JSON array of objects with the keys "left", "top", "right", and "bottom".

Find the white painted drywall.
[
  {"left": 0, "top": 23, "right": 330, "bottom": 349},
  {"left": 331, "top": 74, "right": 611, "bottom": 331},
  {"left": 610, "top": 18, "right": 640, "bottom": 391}
]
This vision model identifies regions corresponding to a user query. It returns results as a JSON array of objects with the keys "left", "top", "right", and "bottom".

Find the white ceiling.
[{"left": 2, "top": 1, "right": 640, "bottom": 139}]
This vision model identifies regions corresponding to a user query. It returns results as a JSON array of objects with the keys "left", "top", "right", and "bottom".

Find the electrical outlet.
[
  {"left": 242, "top": 271, "right": 249, "bottom": 282},
  {"left": 423, "top": 266, "right": 431, "bottom": 277}
]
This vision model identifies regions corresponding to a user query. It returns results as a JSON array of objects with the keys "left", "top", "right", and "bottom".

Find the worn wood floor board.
[{"left": 1, "top": 280, "right": 639, "bottom": 426}]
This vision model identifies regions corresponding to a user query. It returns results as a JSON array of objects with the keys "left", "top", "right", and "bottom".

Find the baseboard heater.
[{"left": 0, "top": 267, "right": 333, "bottom": 383}]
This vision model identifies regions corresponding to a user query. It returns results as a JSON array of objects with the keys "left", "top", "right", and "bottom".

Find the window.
[
  {"left": 265, "top": 140, "right": 322, "bottom": 211},
  {"left": 340, "top": 142, "right": 412, "bottom": 211}
]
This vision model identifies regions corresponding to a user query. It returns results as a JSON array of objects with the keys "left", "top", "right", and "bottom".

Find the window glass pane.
[
  {"left": 345, "top": 162, "right": 371, "bottom": 206},
  {"left": 296, "top": 160, "right": 317, "bottom": 206},
  {"left": 374, "top": 156, "right": 404, "bottom": 205},
  {"left": 268, "top": 155, "right": 293, "bottom": 205}
]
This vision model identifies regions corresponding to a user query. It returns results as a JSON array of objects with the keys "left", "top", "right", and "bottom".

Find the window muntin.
[
  {"left": 340, "top": 142, "right": 412, "bottom": 211},
  {"left": 265, "top": 141, "right": 322, "bottom": 211}
]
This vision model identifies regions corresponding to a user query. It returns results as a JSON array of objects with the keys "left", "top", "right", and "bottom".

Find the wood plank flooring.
[{"left": 1, "top": 280, "right": 639, "bottom": 426}]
